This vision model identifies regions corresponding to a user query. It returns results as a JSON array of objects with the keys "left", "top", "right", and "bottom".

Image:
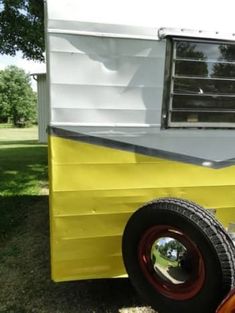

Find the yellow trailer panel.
[{"left": 49, "top": 133, "right": 235, "bottom": 281}]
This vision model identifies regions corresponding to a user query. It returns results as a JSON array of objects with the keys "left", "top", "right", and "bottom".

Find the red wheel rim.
[{"left": 138, "top": 225, "right": 206, "bottom": 300}]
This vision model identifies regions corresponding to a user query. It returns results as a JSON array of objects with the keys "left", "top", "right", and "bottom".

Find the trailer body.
[{"left": 46, "top": 0, "right": 235, "bottom": 282}]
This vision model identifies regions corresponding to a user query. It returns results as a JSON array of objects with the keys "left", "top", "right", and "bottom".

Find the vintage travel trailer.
[{"left": 45, "top": 1, "right": 235, "bottom": 313}]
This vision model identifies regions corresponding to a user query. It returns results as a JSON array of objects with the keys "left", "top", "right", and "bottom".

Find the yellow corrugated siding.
[{"left": 49, "top": 135, "right": 235, "bottom": 282}]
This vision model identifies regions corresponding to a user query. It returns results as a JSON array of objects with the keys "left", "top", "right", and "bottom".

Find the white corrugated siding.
[
  {"left": 48, "top": 34, "right": 166, "bottom": 127},
  {"left": 46, "top": 0, "right": 235, "bottom": 33},
  {"left": 37, "top": 74, "right": 49, "bottom": 143}
]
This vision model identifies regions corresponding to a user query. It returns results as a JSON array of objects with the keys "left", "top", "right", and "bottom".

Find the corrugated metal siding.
[
  {"left": 48, "top": 34, "right": 166, "bottom": 127},
  {"left": 46, "top": 0, "right": 235, "bottom": 35},
  {"left": 49, "top": 135, "right": 235, "bottom": 281},
  {"left": 37, "top": 74, "right": 49, "bottom": 143}
]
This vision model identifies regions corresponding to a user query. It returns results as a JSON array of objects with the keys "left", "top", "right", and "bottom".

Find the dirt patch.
[{"left": 0, "top": 196, "right": 156, "bottom": 313}]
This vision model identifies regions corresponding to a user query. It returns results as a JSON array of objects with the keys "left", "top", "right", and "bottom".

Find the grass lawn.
[
  {"left": 0, "top": 123, "right": 13, "bottom": 129},
  {"left": 152, "top": 250, "right": 178, "bottom": 269},
  {"left": 0, "top": 126, "right": 48, "bottom": 239},
  {"left": 0, "top": 126, "right": 154, "bottom": 313},
  {"left": 0, "top": 127, "right": 48, "bottom": 196}
]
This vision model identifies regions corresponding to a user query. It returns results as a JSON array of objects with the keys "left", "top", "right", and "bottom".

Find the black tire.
[{"left": 122, "top": 198, "right": 235, "bottom": 313}]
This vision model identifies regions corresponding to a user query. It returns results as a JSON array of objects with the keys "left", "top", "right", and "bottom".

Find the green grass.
[
  {"left": 0, "top": 127, "right": 153, "bottom": 313},
  {"left": 0, "top": 127, "right": 48, "bottom": 240},
  {"left": 0, "top": 127, "right": 47, "bottom": 196},
  {"left": 0, "top": 123, "right": 13, "bottom": 128},
  {"left": 0, "top": 125, "right": 38, "bottom": 143},
  {"left": 152, "top": 249, "right": 178, "bottom": 268}
]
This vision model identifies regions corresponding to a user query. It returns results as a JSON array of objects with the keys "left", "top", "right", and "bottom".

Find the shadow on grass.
[
  {"left": 0, "top": 144, "right": 48, "bottom": 195},
  {"left": 0, "top": 140, "right": 42, "bottom": 146},
  {"left": 0, "top": 135, "right": 153, "bottom": 312},
  {"left": 0, "top": 195, "right": 42, "bottom": 241},
  {"left": 0, "top": 195, "right": 152, "bottom": 313}
]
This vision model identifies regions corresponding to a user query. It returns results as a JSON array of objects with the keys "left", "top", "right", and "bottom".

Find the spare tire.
[{"left": 122, "top": 198, "right": 235, "bottom": 313}]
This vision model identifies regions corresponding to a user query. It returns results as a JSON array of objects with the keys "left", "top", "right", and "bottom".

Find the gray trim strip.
[
  {"left": 48, "top": 126, "right": 235, "bottom": 169},
  {"left": 47, "top": 20, "right": 158, "bottom": 40},
  {"left": 158, "top": 27, "right": 235, "bottom": 42}
]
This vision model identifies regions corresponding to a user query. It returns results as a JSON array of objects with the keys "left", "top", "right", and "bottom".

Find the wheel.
[{"left": 122, "top": 198, "right": 235, "bottom": 313}]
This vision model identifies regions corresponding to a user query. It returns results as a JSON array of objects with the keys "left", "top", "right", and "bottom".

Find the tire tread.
[{"left": 146, "top": 198, "right": 235, "bottom": 290}]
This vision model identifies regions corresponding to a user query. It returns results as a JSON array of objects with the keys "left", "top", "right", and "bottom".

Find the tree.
[
  {"left": 0, "top": 65, "right": 37, "bottom": 126},
  {"left": 0, "top": 0, "right": 44, "bottom": 61},
  {"left": 176, "top": 41, "right": 208, "bottom": 77},
  {"left": 158, "top": 239, "right": 185, "bottom": 261}
]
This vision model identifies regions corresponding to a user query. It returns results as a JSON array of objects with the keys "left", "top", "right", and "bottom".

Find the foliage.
[
  {"left": 0, "top": 0, "right": 44, "bottom": 61},
  {"left": 0, "top": 65, "right": 37, "bottom": 127},
  {"left": 176, "top": 42, "right": 208, "bottom": 76},
  {"left": 158, "top": 239, "right": 185, "bottom": 261},
  {"left": 213, "top": 44, "right": 235, "bottom": 78}
]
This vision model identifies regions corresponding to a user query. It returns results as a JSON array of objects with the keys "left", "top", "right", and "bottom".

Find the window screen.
[{"left": 168, "top": 39, "right": 235, "bottom": 127}]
